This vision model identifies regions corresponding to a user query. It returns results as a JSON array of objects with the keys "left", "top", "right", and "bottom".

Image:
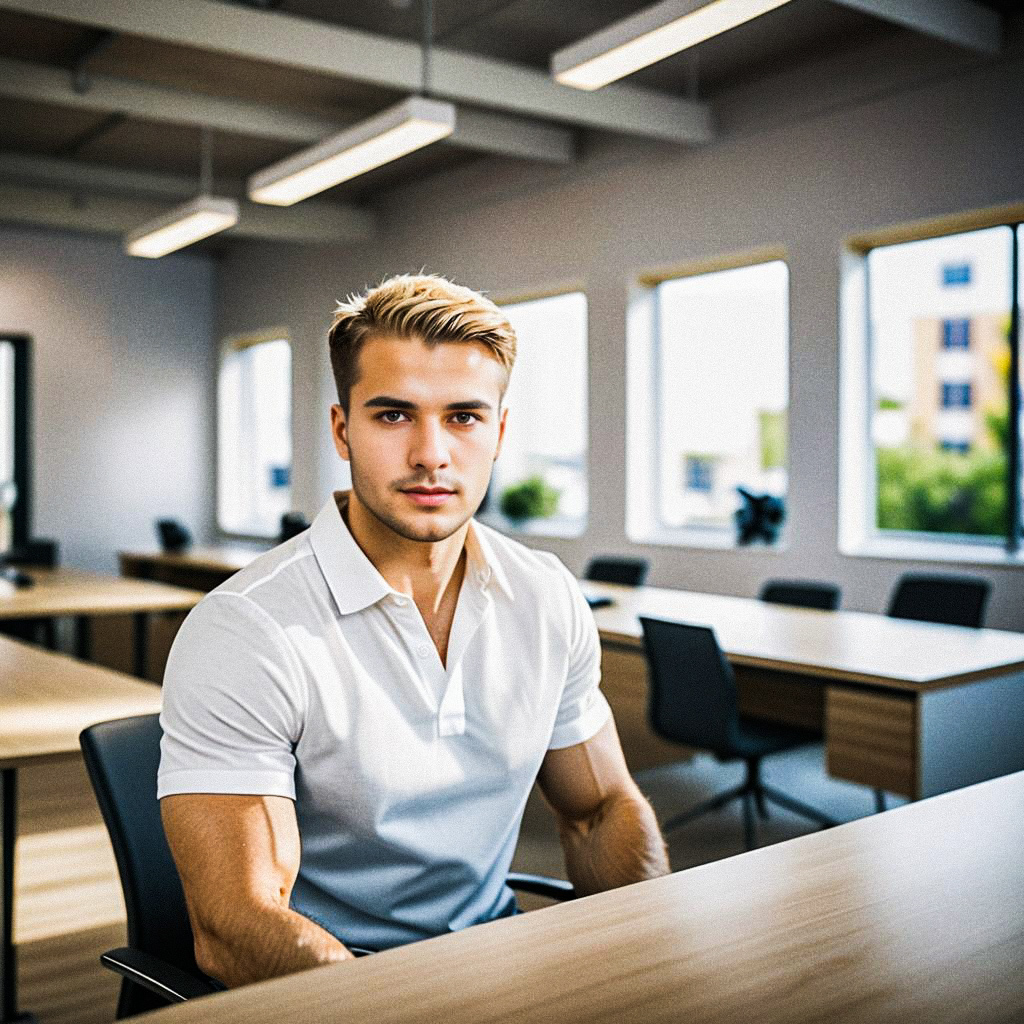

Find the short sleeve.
[
  {"left": 157, "top": 591, "right": 305, "bottom": 800},
  {"left": 546, "top": 560, "right": 612, "bottom": 750}
]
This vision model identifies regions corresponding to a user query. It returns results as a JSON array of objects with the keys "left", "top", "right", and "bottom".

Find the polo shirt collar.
[{"left": 310, "top": 492, "right": 515, "bottom": 615}]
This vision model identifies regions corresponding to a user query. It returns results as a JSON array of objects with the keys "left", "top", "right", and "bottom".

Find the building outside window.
[
  {"left": 646, "top": 259, "right": 789, "bottom": 539},
  {"left": 942, "top": 318, "right": 970, "bottom": 350},
  {"left": 866, "top": 222, "right": 1022, "bottom": 547},
  {"left": 217, "top": 335, "right": 292, "bottom": 537},
  {"left": 479, "top": 291, "right": 588, "bottom": 537},
  {"left": 942, "top": 263, "right": 972, "bottom": 287}
]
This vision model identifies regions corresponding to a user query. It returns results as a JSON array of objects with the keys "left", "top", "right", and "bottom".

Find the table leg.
[
  {"left": 74, "top": 616, "right": 91, "bottom": 661},
  {"left": 1, "top": 769, "right": 35, "bottom": 1023},
  {"left": 133, "top": 612, "right": 149, "bottom": 680}
]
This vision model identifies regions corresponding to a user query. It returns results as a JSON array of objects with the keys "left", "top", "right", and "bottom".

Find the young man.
[{"left": 158, "top": 274, "right": 669, "bottom": 988}]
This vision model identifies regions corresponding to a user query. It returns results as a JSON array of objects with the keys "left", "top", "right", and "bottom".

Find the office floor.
[{"left": 17, "top": 745, "right": 897, "bottom": 1023}]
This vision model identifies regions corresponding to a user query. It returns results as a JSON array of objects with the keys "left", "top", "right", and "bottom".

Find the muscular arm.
[
  {"left": 160, "top": 793, "right": 354, "bottom": 988},
  {"left": 537, "top": 717, "right": 669, "bottom": 896}
]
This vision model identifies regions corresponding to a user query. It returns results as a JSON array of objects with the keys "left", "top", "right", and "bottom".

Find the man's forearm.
[
  {"left": 556, "top": 787, "right": 669, "bottom": 896},
  {"left": 194, "top": 900, "right": 354, "bottom": 988}
]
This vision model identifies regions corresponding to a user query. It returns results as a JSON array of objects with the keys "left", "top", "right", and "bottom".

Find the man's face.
[{"left": 330, "top": 333, "right": 508, "bottom": 543}]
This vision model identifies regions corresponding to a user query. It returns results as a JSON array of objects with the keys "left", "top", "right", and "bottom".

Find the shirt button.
[
  {"left": 392, "top": 595, "right": 407, "bottom": 607},
  {"left": 416, "top": 644, "right": 431, "bottom": 658}
]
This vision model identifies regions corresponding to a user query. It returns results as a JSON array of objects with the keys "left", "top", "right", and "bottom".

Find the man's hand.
[
  {"left": 161, "top": 793, "right": 354, "bottom": 987},
  {"left": 537, "top": 717, "right": 669, "bottom": 896}
]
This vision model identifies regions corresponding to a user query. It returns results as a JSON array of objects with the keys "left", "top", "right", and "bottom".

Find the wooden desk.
[
  {"left": 120, "top": 546, "right": 268, "bottom": 593},
  {"left": 0, "top": 636, "right": 162, "bottom": 1023},
  {"left": 585, "top": 581, "right": 1024, "bottom": 799},
  {"left": 144, "top": 770, "right": 1024, "bottom": 1024},
  {"left": 0, "top": 568, "right": 203, "bottom": 678}
]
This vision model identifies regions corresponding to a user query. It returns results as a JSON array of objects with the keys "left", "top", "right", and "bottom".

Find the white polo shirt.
[{"left": 158, "top": 492, "right": 610, "bottom": 952}]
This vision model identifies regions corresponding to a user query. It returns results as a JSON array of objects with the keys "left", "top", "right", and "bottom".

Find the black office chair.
[
  {"left": 81, "top": 714, "right": 574, "bottom": 1017},
  {"left": 886, "top": 573, "right": 990, "bottom": 628},
  {"left": 279, "top": 511, "right": 310, "bottom": 542},
  {"left": 639, "top": 617, "right": 838, "bottom": 851},
  {"left": 759, "top": 579, "right": 841, "bottom": 611},
  {"left": 584, "top": 557, "right": 650, "bottom": 587},
  {"left": 0, "top": 537, "right": 60, "bottom": 648}
]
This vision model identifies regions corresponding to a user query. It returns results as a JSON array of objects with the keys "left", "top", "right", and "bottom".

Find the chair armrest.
[
  {"left": 506, "top": 872, "right": 576, "bottom": 901},
  {"left": 100, "top": 947, "right": 221, "bottom": 1003}
]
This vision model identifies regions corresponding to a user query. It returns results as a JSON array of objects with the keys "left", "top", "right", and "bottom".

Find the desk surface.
[
  {"left": 120, "top": 546, "right": 270, "bottom": 575},
  {"left": 146, "top": 770, "right": 1024, "bottom": 1024},
  {"left": 0, "top": 568, "right": 204, "bottom": 619},
  {"left": 0, "top": 635, "right": 162, "bottom": 769},
  {"left": 585, "top": 580, "right": 1024, "bottom": 690}
]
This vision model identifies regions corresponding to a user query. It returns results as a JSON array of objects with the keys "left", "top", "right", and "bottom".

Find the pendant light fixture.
[
  {"left": 247, "top": 0, "right": 455, "bottom": 206},
  {"left": 552, "top": 0, "right": 793, "bottom": 91},
  {"left": 125, "top": 128, "right": 239, "bottom": 258}
]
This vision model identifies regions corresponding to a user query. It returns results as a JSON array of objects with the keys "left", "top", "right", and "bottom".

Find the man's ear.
[
  {"left": 330, "top": 404, "right": 351, "bottom": 462},
  {"left": 494, "top": 405, "right": 508, "bottom": 462}
]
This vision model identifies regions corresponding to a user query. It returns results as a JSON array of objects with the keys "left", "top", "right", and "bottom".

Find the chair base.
[{"left": 661, "top": 757, "right": 839, "bottom": 851}]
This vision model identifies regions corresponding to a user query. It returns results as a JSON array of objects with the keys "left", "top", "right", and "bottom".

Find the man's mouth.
[{"left": 401, "top": 487, "right": 456, "bottom": 507}]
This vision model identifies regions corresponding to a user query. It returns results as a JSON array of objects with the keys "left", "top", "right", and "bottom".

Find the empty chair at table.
[
  {"left": 886, "top": 572, "right": 990, "bottom": 628},
  {"left": 639, "top": 617, "right": 837, "bottom": 852},
  {"left": 0, "top": 537, "right": 60, "bottom": 647},
  {"left": 759, "top": 579, "right": 841, "bottom": 611},
  {"left": 584, "top": 556, "right": 649, "bottom": 587}
]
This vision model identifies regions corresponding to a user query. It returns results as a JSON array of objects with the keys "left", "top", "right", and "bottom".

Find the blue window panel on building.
[
  {"left": 685, "top": 457, "right": 714, "bottom": 493},
  {"left": 939, "top": 440, "right": 971, "bottom": 454},
  {"left": 270, "top": 465, "right": 291, "bottom": 488},
  {"left": 941, "top": 263, "right": 972, "bottom": 286},
  {"left": 942, "top": 318, "right": 970, "bottom": 350},
  {"left": 940, "top": 382, "right": 972, "bottom": 409}
]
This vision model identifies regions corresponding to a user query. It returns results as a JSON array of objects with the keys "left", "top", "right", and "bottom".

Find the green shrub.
[{"left": 499, "top": 476, "right": 560, "bottom": 522}]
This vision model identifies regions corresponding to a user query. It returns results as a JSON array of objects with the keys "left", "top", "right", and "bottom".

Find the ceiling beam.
[
  {"left": 0, "top": 0, "right": 712, "bottom": 143},
  {"left": 829, "top": 0, "right": 1001, "bottom": 54},
  {"left": 0, "top": 178, "right": 376, "bottom": 245},
  {"left": 0, "top": 57, "right": 575, "bottom": 164}
]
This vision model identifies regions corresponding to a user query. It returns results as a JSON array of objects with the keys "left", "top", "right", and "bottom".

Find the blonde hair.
[{"left": 328, "top": 273, "right": 517, "bottom": 411}]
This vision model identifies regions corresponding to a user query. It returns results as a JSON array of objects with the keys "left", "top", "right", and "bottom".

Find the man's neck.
[{"left": 341, "top": 491, "right": 469, "bottom": 615}]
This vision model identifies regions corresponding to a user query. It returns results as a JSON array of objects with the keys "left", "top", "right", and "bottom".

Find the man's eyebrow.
[{"left": 363, "top": 396, "right": 494, "bottom": 412}]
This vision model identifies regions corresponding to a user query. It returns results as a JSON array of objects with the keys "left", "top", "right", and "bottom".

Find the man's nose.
[{"left": 409, "top": 419, "right": 450, "bottom": 472}]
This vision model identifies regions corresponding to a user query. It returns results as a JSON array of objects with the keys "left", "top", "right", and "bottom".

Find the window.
[
  {"left": 942, "top": 263, "right": 972, "bottom": 287},
  {"left": 684, "top": 455, "right": 715, "bottom": 494},
  {"left": 217, "top": 336, "right": 292, "bottom": 537},
  {"left": 940, "top": 381, "right": 972, "bottom": 409},
  {"left": 866, "top": 222, "right": 1022, "bottom": 547},
  {"left": 638, "top": 259, "right": 789, "bottom": 541},
  {"left": 942, "top": 318, "right": 970, "bottom": 350},
  {"left": 480, "top": 291, "right": 588, "bottom": 537}
]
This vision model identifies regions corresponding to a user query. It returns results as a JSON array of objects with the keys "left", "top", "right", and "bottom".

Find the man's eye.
[
  {"left": 451, "top": 412, "right": 479, "bottom": 425},
  {"left": 378, "top": 411, "right": 407, "bottom": 423}
]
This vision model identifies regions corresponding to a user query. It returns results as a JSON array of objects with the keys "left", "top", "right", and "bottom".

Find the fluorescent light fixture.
[
  {"left": 124, "top": 195, "right": 239, "bottom": 258},
  {"left": 552, "top": 0, "right": 794, "bottom": 91},
  {"left": 248, "top": 96, "right": 456, "bottom": 206}
]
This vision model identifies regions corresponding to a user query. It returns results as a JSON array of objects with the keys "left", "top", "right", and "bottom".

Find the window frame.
[
  {"left": 216, "top": 328, "right": 294, "bottom": 542},
  {"left": 628, "top": 248, "right": 791, "bottom": 550},
  {"left": 842, "top": 207, "right": 1024, "bottom": 563},
  {"left": 481, "top": 285, "right": 590, "bottom": 540}
]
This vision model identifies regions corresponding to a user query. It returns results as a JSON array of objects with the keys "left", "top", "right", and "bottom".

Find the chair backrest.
[
  {"left": 639, "top": 617, "right": 740, "bottom": 755},
  {"left": 584, "top": 557, "right": 650, "bottom": 587},
  {"left": 80, "top": 714, "right": 201, "bottom": 1017},
  {"left": 4, "top": 538, "right": 59, "bottom": 568},
  {"left": 760, "top": 579, "right": 841, "bottom": 611},
  {"left": 886, "top": 573, "right": 990, "bottom": 628}
]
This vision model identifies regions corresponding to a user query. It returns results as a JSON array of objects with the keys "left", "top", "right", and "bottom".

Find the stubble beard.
[{"left": 348, "top": 450, "right": 479, "bottom": 544}]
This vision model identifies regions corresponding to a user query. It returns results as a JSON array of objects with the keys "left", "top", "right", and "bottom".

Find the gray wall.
[
  {"left": 0, "top": 225, "right": 216, "bottom": 570},
  {"left": 217, "top": 31, "right": 1024, "bottom": 630}
]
